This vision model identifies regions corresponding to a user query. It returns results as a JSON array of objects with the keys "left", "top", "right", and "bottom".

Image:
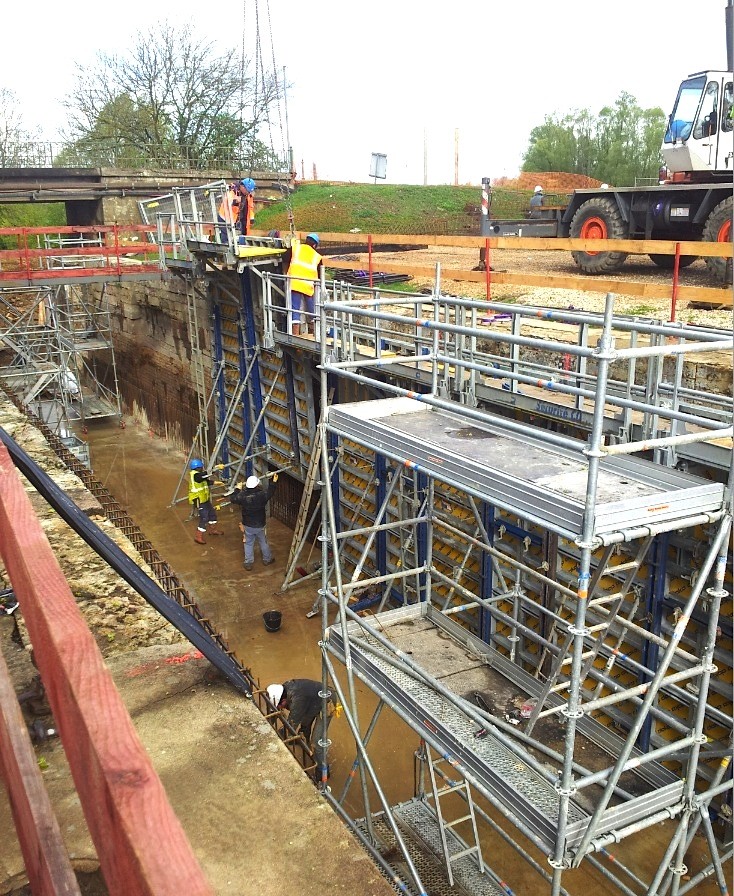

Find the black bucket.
[{"left": 263, "top": 610, "right": 282, "bottom": 633}]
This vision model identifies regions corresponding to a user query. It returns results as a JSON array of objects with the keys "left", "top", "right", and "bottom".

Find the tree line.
[
  {"left": 521, "top": 92, "right": 666, "bottom": 186},
  {"left": 1, "top": 22, "right": 285, "bottom": 174},
  {"left": 1, "top": 23, "right": 666, "bottom": 185}
]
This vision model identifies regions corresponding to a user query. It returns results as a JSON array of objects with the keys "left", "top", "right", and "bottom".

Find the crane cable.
[{"left": 241, "top": 0, "right": 296, "bottom": 237}]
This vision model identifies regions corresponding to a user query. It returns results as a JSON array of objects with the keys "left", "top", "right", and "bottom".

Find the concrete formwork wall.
[{"left": 101, "top": 264, "right": 732, "bottom": 786}]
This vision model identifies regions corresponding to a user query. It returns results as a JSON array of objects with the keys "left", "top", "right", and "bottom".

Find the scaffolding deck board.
[
  {"left": 327, "top": 603, "right": 684, "bottom": 858},
  {"left": 357, "top": 805, "right": 506, "bottom": 896},
  {"left": 326, "top": 397, "right": 724, "bottom": 540},
  {"left": 393, "top": 799, "right": 505, "bottom": 896}
]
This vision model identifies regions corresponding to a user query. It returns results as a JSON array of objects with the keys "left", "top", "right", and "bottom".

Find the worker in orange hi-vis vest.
[
  {"left": 217, "top": 183, "right": 240, "bottom": 242},
  {"left": 284, "top": 233, "right": 323, "bottom": 336},
  {"left": 236, "top": 178, "right": 257, "bottom": 235}
]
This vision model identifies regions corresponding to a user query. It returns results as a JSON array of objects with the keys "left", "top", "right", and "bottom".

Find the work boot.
[
  {"left": 208, "top": 527, "right": 224, "bottom": 536},
  {"left": 195, "top": 530, "right": 206, "bottom": 545},
  {"left": 263, "top": 557, "right": 275, "bottom": 566},
  {"left": 244, "top": 561, "right": 253, "bottom": 570}
]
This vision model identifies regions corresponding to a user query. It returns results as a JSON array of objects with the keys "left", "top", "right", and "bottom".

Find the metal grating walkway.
[
  {"left": 328, "top": 603, "right": 684, "bottom": 857},
  {"left": 358, "top": 799, "right": 507, "bottom": 896}
]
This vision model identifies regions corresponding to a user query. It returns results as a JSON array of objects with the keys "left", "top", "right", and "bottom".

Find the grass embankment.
[{"left": 256, "top": 182, "right": 562, "bottom": 236}]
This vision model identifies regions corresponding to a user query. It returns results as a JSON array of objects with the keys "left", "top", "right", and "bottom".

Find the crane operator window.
[
  {"left": 723, "top": 82, "right": 733, "bottom": 132},
  {"left": 693, "top": 81, "right": 719, "bottom": 138},
  {"left": 665, "top": 74, "right": 706, "bottom": 142}
]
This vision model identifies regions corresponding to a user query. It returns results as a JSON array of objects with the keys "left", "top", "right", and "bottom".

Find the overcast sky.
[{"left": 2, "top": 0, "right": 727, "bottom": 184}]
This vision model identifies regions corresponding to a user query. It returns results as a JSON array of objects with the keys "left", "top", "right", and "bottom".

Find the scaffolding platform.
[
  {"left": 326, "top": 397, "right": 725, "bottom": 541},
  {"left": 327, "top": 602, "right": 684, "bottom": 860},
  {"left": 358, "top": 800, "right": 506, "bottom": 896}
]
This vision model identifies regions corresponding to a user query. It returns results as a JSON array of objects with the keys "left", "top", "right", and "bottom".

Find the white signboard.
[{"left": 369, "top": 153, "right": 387, "bottom": 181}]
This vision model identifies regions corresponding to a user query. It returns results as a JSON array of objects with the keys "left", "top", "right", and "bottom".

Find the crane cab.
[{"left": 661, "top": 70, "right": 733, "bottom": 181}]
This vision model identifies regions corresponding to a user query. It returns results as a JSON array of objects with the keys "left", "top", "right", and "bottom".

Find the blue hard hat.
[
  {"left": 306, "top": 232, "right": 320, "bottom": 245},
  {"left": 240, "top": 177, "right": 256, "bottom": 192},
  {"left": 190, "top": 458, "right": 204, "bottom": 470}
]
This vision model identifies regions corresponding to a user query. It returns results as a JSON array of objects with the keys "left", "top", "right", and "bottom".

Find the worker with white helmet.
[
  {"left": 266, "top": 678, "right": 340, "bottom": 766},
  {"left": 529, "top": 184, "right": 545, "bottom": 211},
  {"left": 230, "top": 471, "right": 278, "bottom": 570}
]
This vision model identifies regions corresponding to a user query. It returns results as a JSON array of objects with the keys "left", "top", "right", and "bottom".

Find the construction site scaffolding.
[
  {"left": 150, "top": 183, "right": 732, "bottom": 895},
  {"left": 0, "top": 260, "right": 123, "bottom": 464},
  {"left": 311, "top": 278, "right": 733, "bottom": 896}
]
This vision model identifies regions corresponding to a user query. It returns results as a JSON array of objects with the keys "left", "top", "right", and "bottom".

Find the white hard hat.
[
  {"left": 534, "top": 185, "right": 543, "bottom": 193},
  {"left": 245, "top": 475, "right": 260, "bottom": 489},
  {"left": 600, "top": 183, "right": 609, "bottom": 189},
  {"left": 266, "top": 684, "right": 284, "bottom": 706}
]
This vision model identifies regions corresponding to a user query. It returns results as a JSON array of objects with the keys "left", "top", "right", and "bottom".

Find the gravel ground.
[{"left": 345, "top": 245, "right": 734, "bottom": 331}]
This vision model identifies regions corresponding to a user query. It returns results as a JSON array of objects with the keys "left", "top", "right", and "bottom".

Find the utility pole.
[
  {"left": 423, "top": 129, "right": 428, "bottom": 186},
  {"left": 454, "top": 128, "right": 459, "bottom": 186}
]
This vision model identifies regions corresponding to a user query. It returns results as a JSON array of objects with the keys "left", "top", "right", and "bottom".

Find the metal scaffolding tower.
[
  {"left": 312, "top": 286, "right": 733, "bottom": 896},
  {"left": 0, "top": 280, "right": 122, "bottom": 463},
  {"left": 154, "top": 186, "right": 733, "bottom": 896}
]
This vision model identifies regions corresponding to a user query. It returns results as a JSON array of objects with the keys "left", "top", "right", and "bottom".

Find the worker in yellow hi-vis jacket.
[{"left": 283, "top": 233, "right": 323, "bottom": 336}]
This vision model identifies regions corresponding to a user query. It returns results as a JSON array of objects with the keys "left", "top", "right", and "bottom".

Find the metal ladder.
[
  {"left": 281, "top": 437, "right": 322, "bottom": 588},
  {"left": 184, "top": 275, "right": 210, "bottom": 461},
  {"left": 424, "top": 746, "right": 485, "bottom": 887}
]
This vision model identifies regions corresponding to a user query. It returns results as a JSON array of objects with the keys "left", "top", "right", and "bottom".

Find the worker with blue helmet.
[
  {"left": 284, "top": 233, "right": 323, "bottom": 336},
  {"left": 187, "top": 458, "right": 224, "bottom": 544},
  {"left": 236, "top": 178, "right": 257, "bottom": 235}
]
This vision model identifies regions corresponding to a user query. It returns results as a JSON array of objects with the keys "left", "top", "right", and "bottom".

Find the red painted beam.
[
  {"left": 0, "top": 444, "right": 213, "bottom": 896},
  {"left": 0, "top": 646, "right": 81, "bottom": 895}
]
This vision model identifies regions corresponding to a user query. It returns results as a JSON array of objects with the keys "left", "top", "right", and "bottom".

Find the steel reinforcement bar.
[{"left": 0, "top": 386, "right": 318, "bottom": 774}]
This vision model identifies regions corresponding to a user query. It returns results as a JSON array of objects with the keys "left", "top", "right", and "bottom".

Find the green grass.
[
  {"left": 0, "top": 203, "right": 66, "bottom": 229},
  {"left": 257, "top": 182, "right": 551, "bottom": 236}
]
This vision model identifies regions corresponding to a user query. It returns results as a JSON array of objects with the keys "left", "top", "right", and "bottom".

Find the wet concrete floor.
[{"left": 81, "top": 417, "right": 727, "bottom": 896}]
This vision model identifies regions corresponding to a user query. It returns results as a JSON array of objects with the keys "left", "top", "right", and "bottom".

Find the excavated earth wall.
[{"left": 0, "top": 396, "right": 394, "bottom": 896}]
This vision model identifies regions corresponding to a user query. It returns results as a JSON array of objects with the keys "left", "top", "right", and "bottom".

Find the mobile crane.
[{"left": 481, "top": 1, "right": 733, "bottom": 283}]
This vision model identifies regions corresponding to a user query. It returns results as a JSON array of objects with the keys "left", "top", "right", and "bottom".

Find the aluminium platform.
[
  {"left": 325, "top": 397, "right": 725, "bottom": 542},
  {"left": 326, "top": 602, "right": 683, "bottom": 862}
]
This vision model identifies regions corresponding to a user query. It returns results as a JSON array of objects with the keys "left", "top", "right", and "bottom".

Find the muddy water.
[{"left": 82, "top": 417, "right": 725, "bottom": 896}]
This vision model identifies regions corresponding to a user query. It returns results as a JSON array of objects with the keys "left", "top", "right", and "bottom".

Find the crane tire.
[
  {"left": 569, "top": 197, "right": 628, "bottom": 274},
  {"left": 648, "top": 253, "right": 697, "bottom": 270},
  {"left": 702, "top": 197, "right": 733, "bottom": 284}
]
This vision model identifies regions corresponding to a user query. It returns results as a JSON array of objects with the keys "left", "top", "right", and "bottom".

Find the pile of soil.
[{"left": 493, "top": 171, "right": 604, "bottom": 192}]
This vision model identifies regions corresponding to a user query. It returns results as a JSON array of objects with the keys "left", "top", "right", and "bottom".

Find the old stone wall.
[
  {"left": 106, "top": 276, "right": 210, "bottom": 449},
  {"left": 0, "top": 398, "right": 185, "bottom": 655}
]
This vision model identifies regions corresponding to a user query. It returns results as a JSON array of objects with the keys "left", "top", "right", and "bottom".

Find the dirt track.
[{"left": 346, "top": 245, "right": 734, "bottom": 330}]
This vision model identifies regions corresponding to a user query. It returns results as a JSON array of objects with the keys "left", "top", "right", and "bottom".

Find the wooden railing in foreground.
[
  {"left": 0, "top": 641, "right": 81, "bottom": 895},
  {"left": 0, "top": 443, "right": 213, "bottom": 896},
  {"left": 309, "top": 232, "right": 733, "bottom": 307}
]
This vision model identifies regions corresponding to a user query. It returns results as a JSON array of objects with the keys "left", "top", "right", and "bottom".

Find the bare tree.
[
  {"left": 62, "top": 21, "right": 282, "bottom": 170},
  {"left": 0, "top": 88, "right": 42, "bottom": 166}
]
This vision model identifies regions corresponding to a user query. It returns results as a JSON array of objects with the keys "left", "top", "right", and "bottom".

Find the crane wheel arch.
[
  {"left": 569, "top": 196, "right": 629, "bottom": 273},
  {"left": 702, "top": 195, "right": 733, "bottom": 283}
]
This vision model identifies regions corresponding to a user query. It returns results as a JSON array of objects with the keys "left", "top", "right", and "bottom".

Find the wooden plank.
[
  {"left": 0, "top": 645, "right": 81, "bottom": 896},
  {"left": 0, "top": 445, "right": 213, "bottom": 896},
  {"left": 307, "top": 231, "right": 733, "bottom": 258},
  {"left": 324, "top": 258, "right": 732, "bottom": 306}
]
